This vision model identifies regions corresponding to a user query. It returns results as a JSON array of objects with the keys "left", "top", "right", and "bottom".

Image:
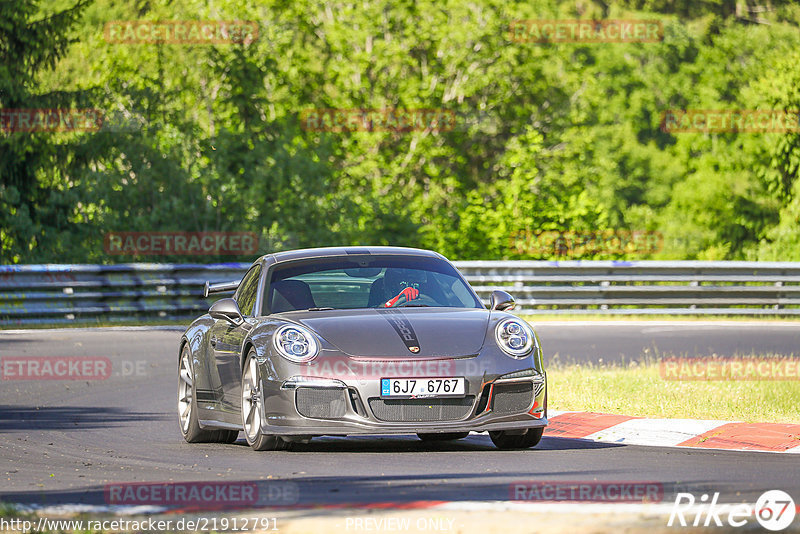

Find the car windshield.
[{"left": 264, "top": 255, "right": 483, "bottom": 313}]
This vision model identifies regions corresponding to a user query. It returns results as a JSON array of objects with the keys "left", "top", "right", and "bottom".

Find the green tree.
[{"left": 0, "top": 0, "right": 96, "bottom": 263}]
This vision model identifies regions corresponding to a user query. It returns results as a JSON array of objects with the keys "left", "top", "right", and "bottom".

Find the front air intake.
[
  {"left": 295, "top": 387, "right": 348, "bottom": 419},
  {"left": 492, "top": 382, "right": 534, "bottom": 415},
  {"left": 368, "top": 396, "right": 475, "bottom": 422}
]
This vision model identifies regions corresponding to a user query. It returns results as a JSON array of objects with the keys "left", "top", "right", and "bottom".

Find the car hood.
[{"left": 283, "top": 308, "right": 490, "bottom": 358}]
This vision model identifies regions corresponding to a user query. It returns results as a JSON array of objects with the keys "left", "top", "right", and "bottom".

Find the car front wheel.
[
  {"left": 241, "top": 350, "right": 291, "bottom": 451},
  {"left": 489, "top": 427, "right": 543, "bottom": 450}
]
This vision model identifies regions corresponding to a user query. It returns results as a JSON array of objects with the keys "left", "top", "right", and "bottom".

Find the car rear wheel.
[
  {"left": 241, "top": 350, "right": 292, "bottom": 451},
  {"left": 489, "top": 427, "right": 543, "bottom": 450},
  {"left": 417, "top": 432, "right": 470, "bottom": 442},
  {"left": 178, "top": 345, "right": 238, "bottom": 443}
]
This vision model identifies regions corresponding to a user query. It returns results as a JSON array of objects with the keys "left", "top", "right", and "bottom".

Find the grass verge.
[{"left": 547, "top": 357, "right": 800, "bottom": 423}]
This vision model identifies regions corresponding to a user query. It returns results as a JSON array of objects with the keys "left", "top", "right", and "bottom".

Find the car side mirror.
[
  {"left": 490, "top": 290, "right": 516, "bottom": 311},
  {"left": 209, "top": 298, "right": 244, "bottom": 325}
]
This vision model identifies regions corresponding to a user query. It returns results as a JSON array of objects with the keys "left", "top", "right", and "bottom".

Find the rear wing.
[{"left": 203, "top": 280, "right": 240, "bottom": 298}]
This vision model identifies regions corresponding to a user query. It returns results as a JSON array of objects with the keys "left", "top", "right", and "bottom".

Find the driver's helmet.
[{"left": 382, "top": 267, "right": 427, "bottom": 295}]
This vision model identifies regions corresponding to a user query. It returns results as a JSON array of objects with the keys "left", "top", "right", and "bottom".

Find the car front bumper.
[{"left": 257, "top": 369, "right": 547, "bottom": 436}]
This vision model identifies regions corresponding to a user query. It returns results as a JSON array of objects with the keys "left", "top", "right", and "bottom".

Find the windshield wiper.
[{"left": 305, "top": 307, "right": 335, "bottom": 311}]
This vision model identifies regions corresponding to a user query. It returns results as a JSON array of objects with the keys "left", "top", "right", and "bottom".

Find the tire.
[
  {"left": 241, "top": 350, "right": 292, "bottom": 451},
  {"left": 417, "top": 432, "right": 470, "bottom": 442},
  {"left": 489, "top": 427, "right": 544, "bottom": 450},
  {"left": 221, "top": 430, "right": 240, "bottom": 443},
  {"left": 178, "top": 345, "right": 236, "bottom": 443}
]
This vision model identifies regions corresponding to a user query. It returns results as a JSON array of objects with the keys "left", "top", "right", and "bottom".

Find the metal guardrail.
[
  {"left": 0, "top": 263, "right": 248, "bottom": 326},
  {"left": 457, "top": 260, "right": 800, "bottom": 315},
  {"left": 2, "top": 261, "right": 800, "bottom": 325}
]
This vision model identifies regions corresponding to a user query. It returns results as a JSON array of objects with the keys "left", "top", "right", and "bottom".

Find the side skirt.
[
  {"left": 196, "top": 394, "right": 242, "bottom": 429},
  {"left": 198, "top": 419, "right": 243, "bottom": 431}
]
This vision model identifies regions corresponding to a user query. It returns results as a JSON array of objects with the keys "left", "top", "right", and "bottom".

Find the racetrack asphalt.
[
  {"left": 530, "top": 320, "right": 800, "bottom": 364},
  {"left": 0, "top": 324, "right": 799, "bottom": 510}
]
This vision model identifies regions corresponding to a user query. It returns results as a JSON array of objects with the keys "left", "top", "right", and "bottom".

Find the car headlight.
[
  {"left": 495, "top": 318, "right": 535, "bottom": 358},
  {"left": 273, "top": 324, "right": 319, "bottom": 362}
]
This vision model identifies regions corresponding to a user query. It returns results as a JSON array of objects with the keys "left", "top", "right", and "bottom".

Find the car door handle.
[{"left": 210, "top": 336, "right": 217, "bottom": 347}]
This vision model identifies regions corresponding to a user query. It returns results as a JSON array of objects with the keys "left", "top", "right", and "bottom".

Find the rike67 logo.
[{"left": 669, "top": 490, "right": 796, "bottom": 531}]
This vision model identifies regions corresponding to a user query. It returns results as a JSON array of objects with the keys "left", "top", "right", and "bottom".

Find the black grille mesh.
[
  {"left": 492, "top": 382, "right": 534, "bottom": 414},
  {"left": 368, "top": 396, "right": 475, "bottom": 422},
  {"left": 295, "top": 387, "right": 348, "bottom": 419}
]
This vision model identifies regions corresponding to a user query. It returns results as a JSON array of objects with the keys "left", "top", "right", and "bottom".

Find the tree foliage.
[{"left": 1, "top": 0, "right": 799, "bottom": 263}]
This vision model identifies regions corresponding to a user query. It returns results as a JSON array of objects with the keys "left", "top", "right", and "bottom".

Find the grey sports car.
[{"left": 178, "top": 246, "right": 547, "bottom": 450}]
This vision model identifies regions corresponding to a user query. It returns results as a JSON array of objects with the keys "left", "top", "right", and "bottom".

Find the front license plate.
[{"left": 380, "top": 377, "right": 466, "bottom": 398}]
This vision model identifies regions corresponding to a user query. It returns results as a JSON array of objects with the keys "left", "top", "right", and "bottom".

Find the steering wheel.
[
  {"left": 383, "top": 291, "right": 438, "bottom": 308},
  {"left": 394, "top": 294, "right": 438, "bottom": 307}
]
